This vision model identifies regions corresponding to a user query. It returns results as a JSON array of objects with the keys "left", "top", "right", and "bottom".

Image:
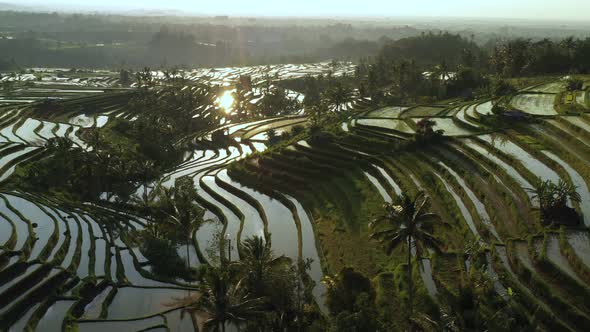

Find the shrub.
[
  {"left": 414, "top": 118, "right": 444, "bottom": 143},
  {"left": 291, "top": 124, "right": 305, "bottom": 136},
  {"left": 565, "top": 77, "right": 583, "bottom": 91},
  {"left": 211, "top": 129, "right": 228, "bottom": 144},
  {"left": 493, "top": 79, "right": 516, "bottom": 97}
]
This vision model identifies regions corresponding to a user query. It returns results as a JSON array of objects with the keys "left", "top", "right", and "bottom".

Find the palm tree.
[
  {"left": 370, "top": 191, "right": 442, "bottom": 329},
  {"left": 190, "top": 266, "right": 266, "bottom": 332},
  {"left": 156, "top": 177, "right": 207, "bottom": 272},
  {"left": 231, "top": 235, "right": 291, "bottom": 297},
  {"left": 527, "top": 179, "right": 581, "bottom": 225},
  {"left": 326, "top": 81, "right": 353, "bottom": 112},
  {"left": 135, "top": 160, "right": 157, "bottom": 206},
  {"left": 308, "top": 100, "right": 330, "bottom": 127}
]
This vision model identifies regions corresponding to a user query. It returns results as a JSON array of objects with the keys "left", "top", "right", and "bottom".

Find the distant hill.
[
  {"left": 0, "top": 2, "right": 33, "bottom": 11},
  {"left": 0, "top": 2, "right": 186, "bottom": 16}
]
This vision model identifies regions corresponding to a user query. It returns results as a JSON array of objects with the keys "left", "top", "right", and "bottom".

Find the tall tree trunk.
[
  {"left": 186, "top": 235, "right": 191, "bottom": 270},
  {"left": 142, "top": 179, "right": 148, "bottom": 205},
  {"left": 186, "top": 235, "right": 191, "bottom": 296},
  {"left": 408, "top": 236, "right": 413, "bottom": 332}
]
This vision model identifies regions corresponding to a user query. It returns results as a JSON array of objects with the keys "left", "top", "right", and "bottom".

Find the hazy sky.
[{"left": 14, "top": 0, "right": 590, "bottom": 20}]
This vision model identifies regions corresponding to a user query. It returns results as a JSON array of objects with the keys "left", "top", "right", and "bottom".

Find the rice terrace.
[{"left": 2, "top": 1, "right": 590, "bottom": 331}]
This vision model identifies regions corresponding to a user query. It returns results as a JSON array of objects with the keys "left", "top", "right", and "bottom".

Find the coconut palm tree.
[
  {"left": 326, "top": 81, "right": 353, "bottom": 112},
  {"left": 370, "top": 191, "right": 442, "bottom": 330},
  {"left": 231, "top": 235, "right": 291, "bottom": 297},
  {"left": 156, "top": 177, "right": 207, "bottom": 271},
  {"left": 192, "top": 266, "right": 266, "bottom": 332}
]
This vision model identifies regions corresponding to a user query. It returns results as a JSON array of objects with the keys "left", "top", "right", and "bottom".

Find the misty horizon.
[{"left": 6, "top": 0, "right": 590, "bottom": 21}]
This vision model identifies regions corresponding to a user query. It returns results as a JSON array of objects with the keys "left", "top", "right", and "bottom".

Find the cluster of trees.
[
  {"left": 353, "top": 38, "right": 487, "bottom": 104},
  {"left": 16, "top": 121, "right": 178, "bottom": 202},
  {"left": 257, "top": 86, "right": 301, "bottom": 118},
  {"left": 346, "top": 33, "right": 590, "bottom": 107},
  {"left": 490, "top": 37, "right": 590, "bottom": 77},
  {"left": 377, "top": 32, "right": 482, "bottom": 68},
  {"left": 317, "top": 191, "right": 535, "bottom": 331},
  {"left": 228, "top": 75, "right": 302, "bottom": 121},
  {"left": 180, "top": 237, "right": 322, "bottom": 331},
  {"left": 12, "top": 69, "right": 226, "bottom": 202},
  {"left": 116, "top": 174, "right": 323, "bottom": 330},
  {"left": 265, "top": 124, "right": 305, "bottom": 146},
  {"left": 0, "top": 58, "right": 18, "bottom": 70},
  {"left": 4, "top": 8, "right": 590, "bottom": 71},
  {"left": 139, "top": 177, "right": 206, "bottom": 278},
  {"left": 132, "top": 67, "right": 224, "bottom": 133},
  {"left": 125, "top": 177, "right": 543, "bottom": 331},
  {"left": 0, "top": 11, "right": 423, "bottom": 68}
]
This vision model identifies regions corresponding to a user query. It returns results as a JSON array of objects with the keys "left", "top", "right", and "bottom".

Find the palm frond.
[{"left": 386, "top": 234, "right": 406, "bottom": 255}]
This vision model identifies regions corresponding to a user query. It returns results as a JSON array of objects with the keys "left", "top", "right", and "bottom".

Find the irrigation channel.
[{"left": 1, "top": 69, "right": 590, "bottom": 331}]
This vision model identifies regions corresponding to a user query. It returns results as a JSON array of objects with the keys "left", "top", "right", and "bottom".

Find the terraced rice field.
[
  {"left": 247, "top": 78, "right": 590, "bottom": 331},
  {"left": 475, "top": 100, "right": 494, "bottom": 116},
  {"left": 2, "top": 72, "right": 590, "bottom": 331},
  {"left": 401, "top": 105, "right": 446, "bottom": 117},
  {"left": 528, "top": 81, "right": 567, "bottom": 93},
  {"left": 365, "top": 106, "right": 408, "bottom": 118},
  {"left": 354, "top": 118, "right": 415, "bottom": 134},
  {"left": 411, "top": 117, "right": 475, "bottom": 136},
  {"left": 0, "top": 62, "right": 357, "bottom": 331},
  {"left": 511, "top": 93, "right": 558, "bottom": 115}
]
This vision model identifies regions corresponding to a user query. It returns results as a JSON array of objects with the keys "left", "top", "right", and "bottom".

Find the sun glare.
[{"left": 217, "top": 91, "right": 234, "bottom": 113}]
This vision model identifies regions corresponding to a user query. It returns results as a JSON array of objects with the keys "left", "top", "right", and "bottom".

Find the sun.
[{"left": 217, "top": 91, "right": 234, "bottom": 114}]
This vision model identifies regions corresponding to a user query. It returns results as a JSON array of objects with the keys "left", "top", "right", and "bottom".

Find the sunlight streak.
[{"left": 216, "top": 91, "right": 234, "bottom": 114}]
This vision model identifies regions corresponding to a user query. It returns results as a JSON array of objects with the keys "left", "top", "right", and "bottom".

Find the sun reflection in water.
[{"left": 217, "top": 91, "right": 234, "bottom": 114}]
